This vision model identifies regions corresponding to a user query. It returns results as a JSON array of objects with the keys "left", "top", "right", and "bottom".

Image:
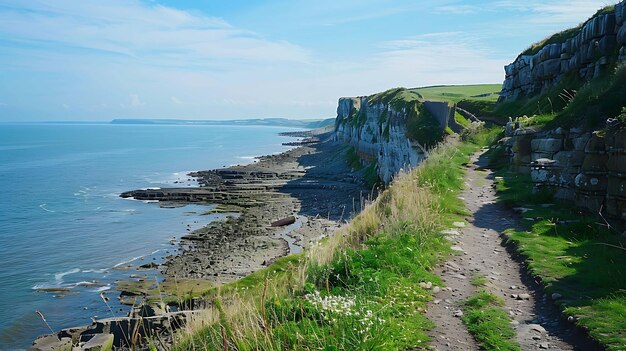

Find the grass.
[
  {"left": 368, "top": 87, "right": 422, "bottom": 111},
  {"left": 411, "top": 84, "right": 502, "bottom": 103},
  {"left": 170, "top": 126, "right": 498, "bottom": 350},
  {"left": 470, "top": 274, "right": 489, "bottom": 287},
  {"left": 491, "top": 157, "right": 626, "bottom": 351},
  {"left": 346, "top": 147, "right": 362, "bottom": 170},
  {"left": 406, "top": 104, "right": 444, "bottom": 148},
  {"left": 462, "top": 291, "right": 520, "bottom": 351},
  {"left": 454, "top": 111, "right": 470, "bottom": 128},
  {"left": 471, "top": 57, "right": 625, "bottom": 131}
]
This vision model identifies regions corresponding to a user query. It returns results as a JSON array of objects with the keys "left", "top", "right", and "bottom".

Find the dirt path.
[{"left": 427, "top": 149, "right": 598, "bottom": 351}]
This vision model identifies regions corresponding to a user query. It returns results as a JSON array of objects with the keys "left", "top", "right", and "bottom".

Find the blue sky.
[{"left": 0, "top": 0, "right": 612, "bottom": 121}]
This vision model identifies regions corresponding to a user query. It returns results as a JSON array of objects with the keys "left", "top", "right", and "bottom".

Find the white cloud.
[
  {"left": 493, "top": 0, "right": 610, "bottom": 25},
  {"left": 368, "top": 33, "right": 508, "bottom": 87},
  {"left": 0, "top": 102, "right": 6, "bottom": 107},
  {"left": 171, "top": 96, "right": 183, "bottom": 105},
  {"left": 0, "top": 0, "right": 311, "bottom": 65},
  {"left": 433, "top": 5, "right": 481, "bottom": 15},
  {"left": 129, "top": 94, "right": 144, "bottom": 108}
]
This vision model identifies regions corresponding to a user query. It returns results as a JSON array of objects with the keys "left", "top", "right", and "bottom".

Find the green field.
[{"left": 411, "top": 84, "right": 502, "bottom": 103}]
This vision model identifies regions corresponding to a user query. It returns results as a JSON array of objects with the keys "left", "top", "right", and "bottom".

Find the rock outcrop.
[
  {"left": 499, "top": 120, "right": 626, "bottom": 220},
  {"left": 500, "top": 0, "right": 626, "bottom": 101},
  {"left": 334, "top": 92, "right": 453, "bottom": 184}
]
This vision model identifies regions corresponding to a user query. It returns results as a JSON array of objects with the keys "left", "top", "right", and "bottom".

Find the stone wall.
[
  {"left": 423, "top": 100, "right": 455, "bottom": 129},
  {"left": 500, "top": 0, "right": 626, "bottom": 101},
  {"left": 334, "top": 97, "right": 452, "bottom": 184},
  {"left": 499, "top": 121, "right": 626, "bottom": 220}
]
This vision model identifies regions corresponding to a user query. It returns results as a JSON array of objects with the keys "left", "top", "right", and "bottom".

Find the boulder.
[
  {"left": 82, "top": 334, "right": 114, "bottom": 351},
  {"left": 572, "top": 134, "right": 592, "bottom": 151},
  {"left": 531, "top": 138, "right": 563, "bottom": 153},
  {"left": 581, "top": 154, "right": 609, "bottom": 173},
  {"left": 531, "top": 168, "right": 559, "bottom": 184},
  {"left": 30, "top": 335, "right": 73, "bottom": 351},
  {"left": 575, "top": 173, "right": 608, "bottom": 192},
  {"left": 553, "top": 151, "right": 586, "bottom": 168},
  {"left": 532, "top": 152, "right": 556, "bottom": 162},
  {"left": 585, "top": 132, "right": 606, "bottom": 153}
]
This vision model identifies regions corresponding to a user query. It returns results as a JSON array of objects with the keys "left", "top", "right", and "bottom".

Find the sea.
[{"left": 0, "top": 123, "right": 301, "bottom": 349}]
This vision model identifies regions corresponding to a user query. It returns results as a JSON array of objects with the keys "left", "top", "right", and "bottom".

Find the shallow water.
[{"left": 0, "top": 123, "right": 299, "bottom": 349}]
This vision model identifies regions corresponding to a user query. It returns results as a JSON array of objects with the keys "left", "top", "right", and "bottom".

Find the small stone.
[
  {"left": 453, "top": 310, "right": 464, "bottom": 317},
  {"left": 511, "top": 320, "right": 519, "bottom": 326},
  {"left": 551, "top": 293, "right": 562, "bottom": 300},
  {"left": 532, "top": 334, "right": 542, "bottom": 340},
  {"left": 425, "top": 282, "right": 433, "bottom": 289},
  {"left": 433, "top": 286, "right": 441, "bottom": 294},
  {"left": 567, "top": 316, "right": 575, "bottom": 323},
  {"left": 530, "top": 324, "right": 547, "bottom": 334},
  {"left": 511, "top": 294, "right": 518, "bottom": 299},
  {"left": 452, "top": 222, "right": 466, "bottom": 228},
  {"left": 539, "top": 342, "right": 550, "bottom": 349},
  {"left": 517, "top": 293, "right": 530, "bottom": 300},
  {"left": 434, "top": 299, "right": 441, "bottom": 304},
  {"left": 510, "top": 285, "right": 517, "bottom": 290}
]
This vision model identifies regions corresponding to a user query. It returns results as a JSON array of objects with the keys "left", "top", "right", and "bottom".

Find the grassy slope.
[
  {"left": 172, "top": 127, "right": 501, "bottom": 350},
  {"left": 411, "top": 84, "right": 502, "bottom": 103},
  {"left": 490, "top": 158, "right": 626, "bottom": 351}
]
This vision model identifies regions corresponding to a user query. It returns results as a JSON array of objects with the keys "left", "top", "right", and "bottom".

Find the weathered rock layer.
[
  {"left": 500, "top": 0, "right": 626, "bottom": 101},
  {"left": 499, "top": 121, "right": 626, "bottom": 220},
  {"left": 334, "top": 96, "right": 453, "bottom": 184}
]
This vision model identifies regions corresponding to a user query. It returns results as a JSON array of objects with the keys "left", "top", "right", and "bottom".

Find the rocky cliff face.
[
  {"left": 499, "top": 121, "right": 626, "bottom": 220},
  {"left": 500, "top": 0, "right": 626, "bottom": 101},
  {"left": 334, "top": 93, "right": 452, "bottom": 184}
]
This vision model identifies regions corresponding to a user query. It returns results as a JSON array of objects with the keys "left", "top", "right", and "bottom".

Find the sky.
[{"left": 0, "top": 0, "right": 613, "bottom": 121}]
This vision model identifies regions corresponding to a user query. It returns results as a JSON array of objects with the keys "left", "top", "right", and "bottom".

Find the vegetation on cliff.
[
  {"left": 521, "top": 5, "right": 616, "bottom": 56},
  {"left": 459, "top": 62, "right": 626, "bottom": 130}
]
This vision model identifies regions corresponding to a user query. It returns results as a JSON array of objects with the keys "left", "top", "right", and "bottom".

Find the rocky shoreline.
[{"left": 32, "top": 129, "right": 370, "bottom": 350}]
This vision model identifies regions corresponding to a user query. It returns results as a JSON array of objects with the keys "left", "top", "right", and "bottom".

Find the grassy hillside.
[{"left": 411, "top": 84, "right": 502, "bottom": 103}]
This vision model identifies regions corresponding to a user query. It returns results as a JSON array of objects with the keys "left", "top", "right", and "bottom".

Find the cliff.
[
  {"left": 500, "top": 0, "right": 626, "bottom": 101},
  {"left": 334, "top": 88, "right": 454, "bottom": 184}
]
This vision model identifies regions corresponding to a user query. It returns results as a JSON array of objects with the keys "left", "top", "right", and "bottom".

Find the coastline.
[
  {"left": 118, "top": 127, "right": 365, "bottom": 295},
  {"left": 31, "top": 127, "right": 369, "bottom": 349}
]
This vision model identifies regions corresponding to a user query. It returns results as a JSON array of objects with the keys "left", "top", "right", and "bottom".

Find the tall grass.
[{"left": 172, "top": 127, "right": 493, "bottom": 350}]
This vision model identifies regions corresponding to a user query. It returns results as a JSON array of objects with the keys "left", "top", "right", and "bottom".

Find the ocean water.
[{"left": 0, "top": 123, "right": 299, "bottom": 349}]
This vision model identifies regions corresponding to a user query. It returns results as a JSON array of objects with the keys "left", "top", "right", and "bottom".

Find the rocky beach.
[
  {"left": 121, "top": 128, "right": 368, "bottom": 285},
  {"left": 31, "top": 127, "right": 372, "bottom": 350}
]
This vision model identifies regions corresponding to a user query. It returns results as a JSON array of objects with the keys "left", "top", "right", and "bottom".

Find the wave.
[
  {"left": 54, "top": 268, "right": 80, "bottom": 282},
  {"left": 237, "top": 156, "right": 259, "bottom": 163},
  {"left": 113, "top": 255, "right": 144, "bottom": 268},
  {"left": 39, "top": 203, "right": 55, "bottom": 213},
  {"left": 93, "top": 285, "right": 111, "bottom": 292}
]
